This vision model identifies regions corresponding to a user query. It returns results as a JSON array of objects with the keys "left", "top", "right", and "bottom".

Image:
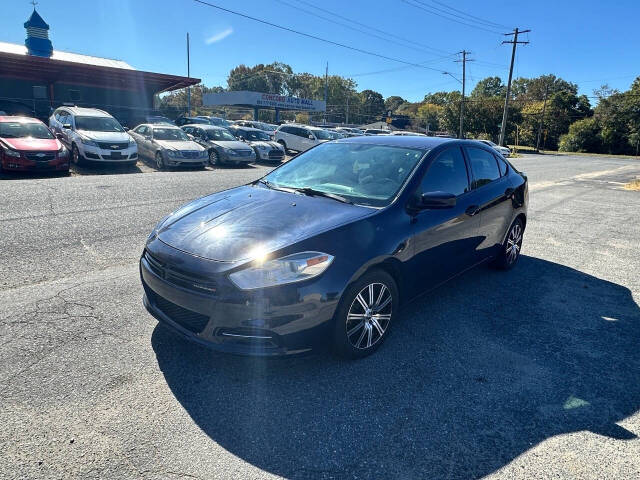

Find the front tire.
[
  {"left": 155, "top": 151, "right": 164, "bottom": 170},
  {"left": 71, "top": 144, "right": 84, "bottom": 166},
  {"left": 492, "top": 218, "right": 524, "bottom": 270},
  {"left": 209, "top": 149, "right": 220, "bottom": 166},
  {"left": 333, "top": 269, "right": 398, "bottom": 359}
]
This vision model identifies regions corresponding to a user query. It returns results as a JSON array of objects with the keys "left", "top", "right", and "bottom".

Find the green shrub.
[{"left": 558, "top": 117, "right": 601, "bottom": 153}]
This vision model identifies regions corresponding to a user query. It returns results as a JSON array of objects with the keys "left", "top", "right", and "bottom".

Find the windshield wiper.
[
  {"left": 256, "top": 179, "right": 296, "bottom": 193},
  {"left": 294, "top": 187, "right": 352, "bottom": 204}
]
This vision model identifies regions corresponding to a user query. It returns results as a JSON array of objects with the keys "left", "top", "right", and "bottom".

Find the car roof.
[
  {"left": 335, "top": 135, "right": 465, "bottom": 150},
  {"left": 183, "top": 124, "right": 226, "bottom": 130},
  {"left": 0, "top": 115, "right": 42, "bottom": 123},
  {"left": 149, "top": 124, "right": 180, "bottom": 129},
  {"left": 57, "top": 106, "right": 111, "bottom": 117},
  {"left": 229, "top": 125, "right": 262, "bottom": 132}
]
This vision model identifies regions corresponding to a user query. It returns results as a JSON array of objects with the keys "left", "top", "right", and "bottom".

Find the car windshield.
[
  {"left": 263, "top": 142, "right": 425, "bottom": 207},
  {"left": 244, "top": 130, "right": 271, "bottom": 141},
  {"left": 153, "top": 128, "right": 190, "bottom": 141},
  {"left": 312, "top": 129, "right": 332, "bottom": 140},
  {"left": 0, "top": 121, "right": 54, "bottom": 139},
  {"left": 206, "top": 129, "right": 237, "bottom": 141},
  {"left": 75, "top": 116, "right": 124, "bottom": 132}
]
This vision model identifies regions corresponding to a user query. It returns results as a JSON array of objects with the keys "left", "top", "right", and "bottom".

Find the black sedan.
[{"left": 140, "top": 136, "right": 528, "bottom": 358}]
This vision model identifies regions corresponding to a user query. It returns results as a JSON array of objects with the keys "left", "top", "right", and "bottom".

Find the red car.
[{"left": 0, "top": 116, "right": 69, "bottom": 173}]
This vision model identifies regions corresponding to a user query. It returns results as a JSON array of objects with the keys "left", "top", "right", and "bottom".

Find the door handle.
[{"left": 465, "top": 205, "right": 480, "bottom": 216}]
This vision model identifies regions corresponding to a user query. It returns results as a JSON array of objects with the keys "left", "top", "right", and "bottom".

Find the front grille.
[
  {"left": 25, "top": 152, "right": 56, "bottom": 162},
  {"left": 268, "top": 150, "right": 284, "bottom": 159},
  {"left": 98, "top": 142, "right": 128, "bottom": 150},
  {"left": 144, "top": 250, "right": 216, "bottom": 294},
  {"left": 180, "top": 151, "right": 200, "bottom": 159},
  {"left": 147, "top": 289, "right": 210, "bottom": 334},
  {"left": 237, "top": 149, "right": 253, "bottom": 157}
]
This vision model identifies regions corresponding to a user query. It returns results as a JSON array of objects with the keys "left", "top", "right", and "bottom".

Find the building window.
[{"left": 69, "top": 89, "right": 81, "bottom": 102}]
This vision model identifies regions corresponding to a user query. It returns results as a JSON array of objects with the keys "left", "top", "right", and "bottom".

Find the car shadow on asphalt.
[{"left": 151, "top": 255, "right": 640, "bottom": 479}]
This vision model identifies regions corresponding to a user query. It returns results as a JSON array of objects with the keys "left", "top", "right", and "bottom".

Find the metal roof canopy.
[
  {"left": 203, "top": 91, "right": 326, "bottom": 112},
  {"left": 0, "top": 43, "right": 199, "bottom": 93}
]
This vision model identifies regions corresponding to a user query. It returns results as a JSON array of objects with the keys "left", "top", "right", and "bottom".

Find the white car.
[
  {"left": 49, "top": 106, "right": 137, "bottom": 165},
  {"left": 478, "top": 139, "right": 511, "bottom": 157},
  {"left": 274, "top": 124, "right": 332, "bottom": 152}
]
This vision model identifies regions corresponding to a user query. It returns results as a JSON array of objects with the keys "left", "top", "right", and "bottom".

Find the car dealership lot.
[{"left": 1, "top": 154, "right": 639, "bottom": 479}]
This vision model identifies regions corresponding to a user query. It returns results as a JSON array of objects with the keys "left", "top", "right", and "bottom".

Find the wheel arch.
[{"left": 347, "top": 257, "right": 404, "bottom": 306}]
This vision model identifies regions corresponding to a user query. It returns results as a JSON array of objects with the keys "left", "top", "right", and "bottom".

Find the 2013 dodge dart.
[{"left": 140, "top": 136, "right": 528, "bottom": 358}]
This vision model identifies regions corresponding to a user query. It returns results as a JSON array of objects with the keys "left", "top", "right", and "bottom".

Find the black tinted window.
[
  {"left": 420, "top": 147, "right": 469, "bottom": 196},
  {"left": 466, "top": 147, "right": 500, "bottom": 188},
  {"left": 496, "top": 154, "right": 509, "bottom": 176}
]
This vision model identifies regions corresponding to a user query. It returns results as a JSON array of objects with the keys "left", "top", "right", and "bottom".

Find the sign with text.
[{"left": 203, "top": 91, "right": 326, "bottom": 112}]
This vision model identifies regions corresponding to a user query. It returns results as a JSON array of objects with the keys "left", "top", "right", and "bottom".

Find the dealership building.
[
  {"left": 203, "top": 91, "right": 326, "bottom": 123},
  {"left": 0, "top": 7, "right": 199, "bottom": 126}
]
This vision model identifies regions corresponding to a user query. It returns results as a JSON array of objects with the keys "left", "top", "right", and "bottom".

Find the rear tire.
[
  {"left": 333, "top": 269, "right": 398, "bottom": 360},
  {"left": 492, "top": 217, "right": 524, "bottom": 270}
]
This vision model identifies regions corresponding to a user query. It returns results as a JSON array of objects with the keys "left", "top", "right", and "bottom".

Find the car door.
[
  {"left": 463, "top": 146, "right": 514, "bottom": 259},
  {"left": 407, "top": 146, "right": 483, "bottom": 294},
  {"left": 298, "top": 128, "right": 315, "bottom": 151}
]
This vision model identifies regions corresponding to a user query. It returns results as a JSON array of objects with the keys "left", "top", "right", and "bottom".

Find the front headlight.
[
  {"left": 128, "top": 137, "right": 136, "bottom": 147},
  {"left": 58, "top": 145, "right": 67, "bottom": 154},
  {"left": 166, "top": 150, "right": 177, "bottom": 157},
  {"left": 80, "top": 137, "right": 98, "bottom": 147},
  {"left": 257, "top": 145, "right": 269, "bottom": 151},
  {"left": 4, "top": 148, "right": 21, "bottom": 157},
  {"left": 229, "top": 251, "right": 334, "bottom": 290}
]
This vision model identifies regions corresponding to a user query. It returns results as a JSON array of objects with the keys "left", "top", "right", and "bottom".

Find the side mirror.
[
  {"left": 62, "top": 123, "right": 72, "bottom": 130},
  {"left": 418, "top": 191, "right": 457, "bottom": 209},
  {"left": 55, "top": 132, "right": 65, "bottom": 140},
  {"left": 308, "top": 134, "right": 315, "bottom": 140},
  {"left": 123, "top": 127, "right": 130, "bottom": 132},
  {"left": 144, "top": 135, "right": 152, "bottom": 141},
  {"left": 187, "top": 134, "right": 195, "bottom": 140}
]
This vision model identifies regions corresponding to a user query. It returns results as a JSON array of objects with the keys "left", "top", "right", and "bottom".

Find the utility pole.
[
  {"left": 345, "top": 94, "right": 349, "bottom": 124},
  {"left": 499, "top": 28, "right": 530, "bottom": 146},
  {"left": 535, "top": 82, "right": 550, "bottom": 152},
  {"left": 186, "top": 32, "right": 191, "bottom": 117},
  {"left": 324, "top": 62, "right": 328, "bottom": 123},
  {"left": 455, "top": 50, "right": 472, "bottom": 139}
]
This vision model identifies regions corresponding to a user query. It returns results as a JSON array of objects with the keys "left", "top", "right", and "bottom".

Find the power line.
[
  {"left": 401, "top": 0, "right": 504, "bottom": 35},
  {"left": 276, "top": 0, "right": 454, "bottom": 58},
  {"left": 295, "top": 0, "right": 453, "bottom": 56},
  {"left": 193, "top": 0, "right": 462, "bottom": 74},
  {"left": 426, "top": 0, "right": 511, "bottom": 29}
]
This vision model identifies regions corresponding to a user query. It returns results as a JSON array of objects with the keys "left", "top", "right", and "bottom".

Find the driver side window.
[{"left": 419, "top": 147, "right": 470, "bottom": 196}]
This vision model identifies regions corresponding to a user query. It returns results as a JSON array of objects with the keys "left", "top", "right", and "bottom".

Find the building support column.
[
  {"left": 275, "top": 108, "right": 280, "bottom": 123},
  {"left": 254, "top": 107, "right": 259, "bottom": 121}
]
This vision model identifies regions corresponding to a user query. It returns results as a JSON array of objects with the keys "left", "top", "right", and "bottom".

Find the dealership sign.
[{"left": 203, "top": 90, "right": 326, "bottom": 112}]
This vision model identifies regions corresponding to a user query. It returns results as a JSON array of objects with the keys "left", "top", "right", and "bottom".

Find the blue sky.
[{"left": 3, "top": 0, "right": 639, "bottom": 102}]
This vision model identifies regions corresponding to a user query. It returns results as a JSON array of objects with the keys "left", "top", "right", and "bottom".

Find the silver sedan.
[{"left": 129, "top": 124, "right": 208, "bottom": 169}]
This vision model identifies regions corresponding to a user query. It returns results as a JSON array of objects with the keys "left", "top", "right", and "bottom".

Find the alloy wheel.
[
  {"left": 346, "top": 282, "right": 392, "bottom": 350},
  {"left": 155, "top": 152, "right": 164, "bottom": 170},
  {"left": 72, "top": 145, "right": 79, "bottom": 164},
  {"left": 506, "top": 223, "right": 523, "bottom": 264},
  {"left": 209, "top": 150, "right": 218, "bottom": 166}
]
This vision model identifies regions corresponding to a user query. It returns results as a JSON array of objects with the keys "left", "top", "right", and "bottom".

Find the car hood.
[
  {"left": 1, "top": 137, "right": 60, "bottom": 151},
  {"left": 156, "top": 185, "right": 372, "bottom": 262},
  {"left": 154, "top": 140, "right": 204, "bottom": 151},
  {"left": 208, "top": 140, "right": 251, "bottom": 150},
  {"left": 248, "top": 140, "right": 282, "bottom": 149},
  {"left": 77, "top": 130, "right": 130, "bottom": 142}
]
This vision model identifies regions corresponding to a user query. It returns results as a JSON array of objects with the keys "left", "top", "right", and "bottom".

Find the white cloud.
[{"left": 205, "top": 27, "right": 233, "bottom": 44}]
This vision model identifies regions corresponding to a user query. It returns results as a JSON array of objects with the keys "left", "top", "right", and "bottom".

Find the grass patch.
[{"left": 624, "top": 179, "right": 640, "bottom": 191}]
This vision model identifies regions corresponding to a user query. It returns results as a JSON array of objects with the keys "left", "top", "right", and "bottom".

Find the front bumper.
[
  {"left": 256, "top": 148, "right": 285, "bottom": 161},
  {"left": 139, "top": 245, "right": 338, "bottom": 356},
  {"left": 1, "top": 152, "right": 69, "bottom": 171},
  {"left": 220, "top": 150, "right": 256, "bottom": 163},
  {"left": 81, "top": 144, "right": 137, "bottom": 162}
]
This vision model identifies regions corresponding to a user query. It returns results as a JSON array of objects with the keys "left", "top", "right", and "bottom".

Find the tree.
[
  {"left": 416, "top": 103, "right": 442, "bottom": 131},
  {"left": 227, "top": 62, "right": 293, "bottom": 94},
  {"left": 558, "top": 117, "right": 602, "bottom": 152},
  {"left": 471, "top": 77, "right": 505, "bottom": 98},
  {"left": 358, "top": 89, "right": 385, "bottom": 122},
  {"left": 384, "top": 96, "right": 407, "bottom": 113}
]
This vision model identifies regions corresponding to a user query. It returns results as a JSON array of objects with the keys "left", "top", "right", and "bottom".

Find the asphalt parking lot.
[{"left": 1, "top": 153, "right": 639, "bottom": 479}]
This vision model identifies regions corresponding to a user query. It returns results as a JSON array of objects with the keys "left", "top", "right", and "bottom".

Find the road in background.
[{"left": 1, "top": 154, "right": 639, "bottom": 479}]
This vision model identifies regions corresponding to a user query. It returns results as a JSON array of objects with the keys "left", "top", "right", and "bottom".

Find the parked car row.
[{"left": 1, "top": 106, "right": 511, "bottom": 174}]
